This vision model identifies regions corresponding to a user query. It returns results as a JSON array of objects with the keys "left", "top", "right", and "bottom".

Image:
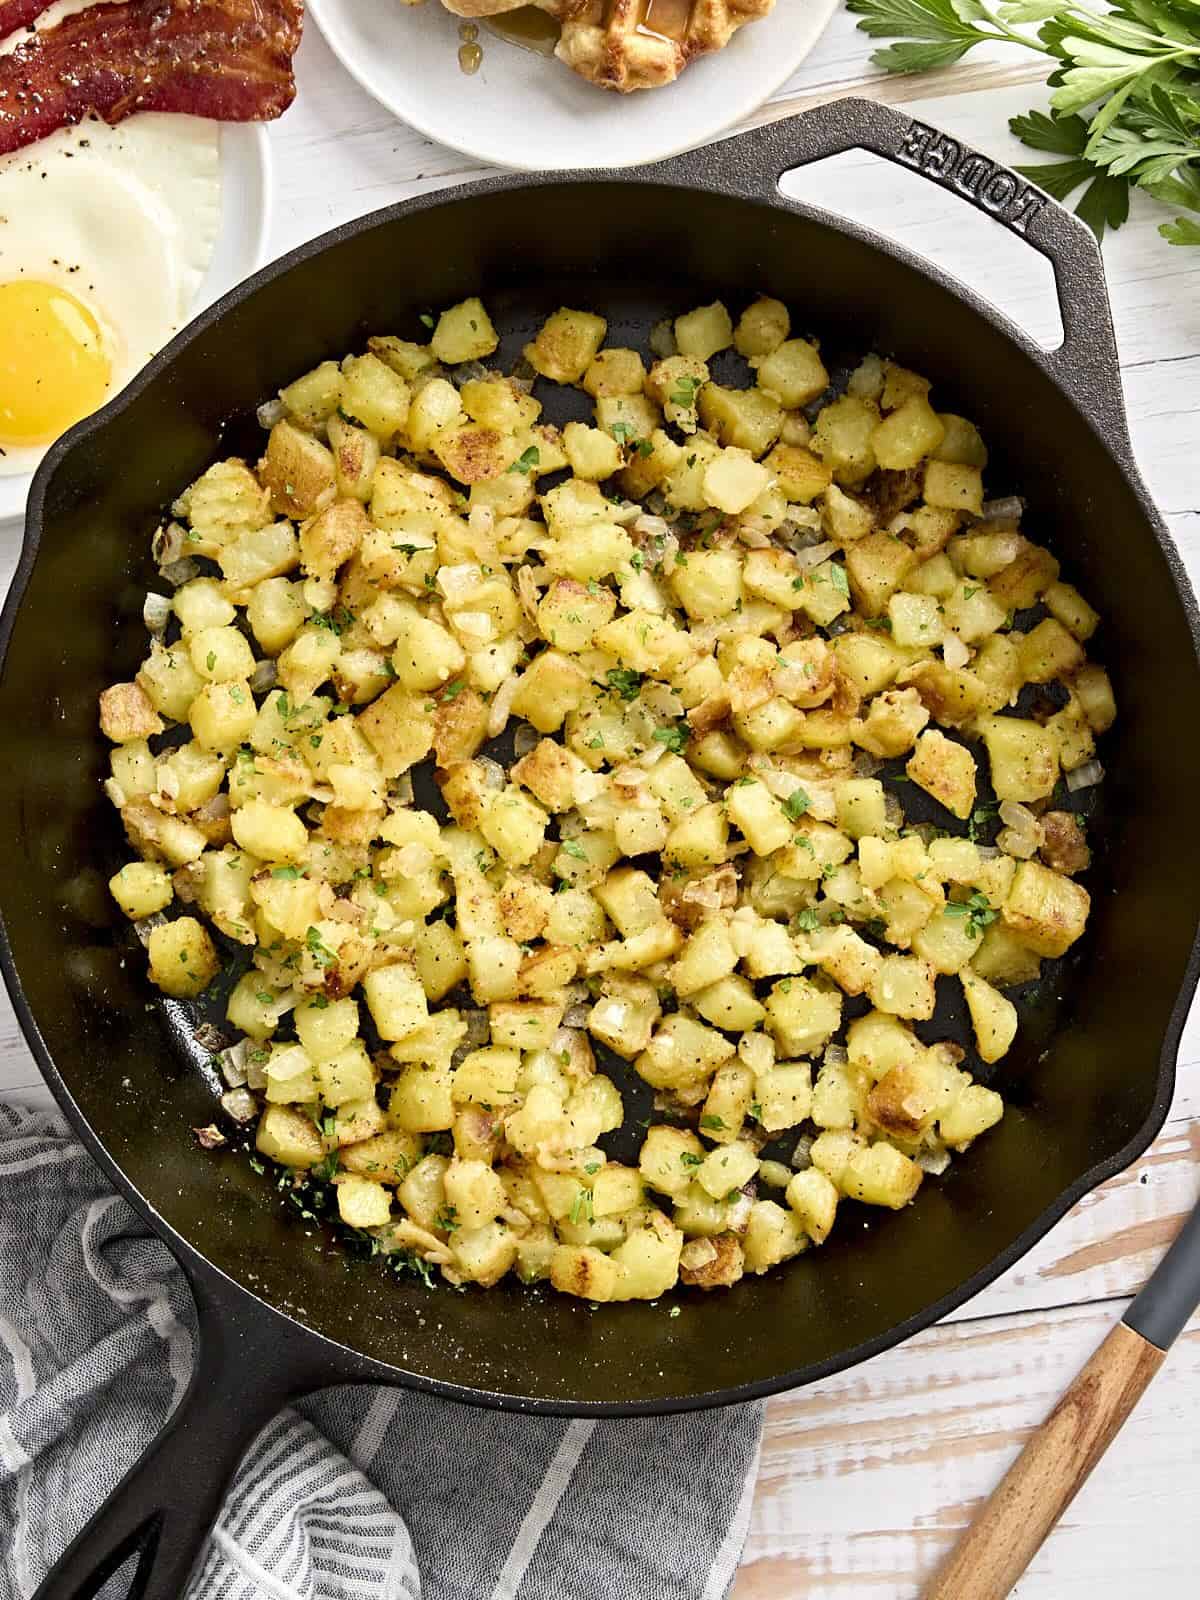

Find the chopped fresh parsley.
[
  {"left": 606, "top": 666, "right": 642, "bottom": 701},
  {"left": 700, "top": 1114, "right": 727, "bottom": 1131},
  {"left": 945, "top": 891, "right": 999, "bottom": 939},
  {"left": 509, "top": 445, "right": 540, "bottom": 475},
  {"left": 653, "top": 724, "right": 689, "bottom": 754},
  {"left": 271, "top": 865, "right": 304, "bottom": 880},
  {"left": 783, "top": 787, "right": 811, "bottom": 820},
  {"left": 419, "top": 311, "right": 435, "bottom": 330},
  {"left": 569, "top": 1188, "right": 594, "bottom": 1225},
  {"left": 561, "top": 839, "right": 587, "bottom": 860},
  {"left": 305, "top": 925, "right": 337, "bottom": 969}
]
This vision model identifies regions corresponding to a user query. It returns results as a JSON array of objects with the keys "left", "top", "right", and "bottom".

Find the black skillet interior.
[{"left": 3, "top": 117, "right": 1199, "bottom": 1413}]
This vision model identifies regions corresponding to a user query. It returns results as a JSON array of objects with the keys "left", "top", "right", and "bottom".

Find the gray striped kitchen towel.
[{"left": 0, "top": 1100, "right": 764, "bottom": 1599}]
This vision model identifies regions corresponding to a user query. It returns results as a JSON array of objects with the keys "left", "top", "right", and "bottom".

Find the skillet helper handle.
[
  {"left": 922, "top": 1199, "right": 1200, "bottom": 1600},
  {"left": 33, "top": 1269, "right": 335, "bottom": 1600},
  {"left": 686, "top": 97, "right": 1128, "bottom": 450}
]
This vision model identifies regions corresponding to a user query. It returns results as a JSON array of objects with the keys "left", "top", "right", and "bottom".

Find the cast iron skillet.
[{"left": 5, "top": 98, "right": 1200, "bottom": 1600}]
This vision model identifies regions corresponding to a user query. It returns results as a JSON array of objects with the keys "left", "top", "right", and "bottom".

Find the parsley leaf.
[
  {"left": 606, "top": 666, "right": 643, "bottom": 701},
  {"left": 653, "top": 724, "right": 689, "bottom": 754},
  {"left": 509, "top": 445, "right": 540, "bottom": 475},
  {"left": 783, "top": 787, "right": 812, "bottom": 820}
]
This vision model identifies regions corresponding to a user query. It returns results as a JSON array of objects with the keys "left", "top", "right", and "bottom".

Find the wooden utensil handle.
[{"left": 921, "top": 1320, "right": 1165, "bottom": 1600}]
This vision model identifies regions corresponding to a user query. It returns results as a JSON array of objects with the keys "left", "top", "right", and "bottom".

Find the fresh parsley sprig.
[{"left": 847, "top": 0, "right": 1200, "bottom": 246}]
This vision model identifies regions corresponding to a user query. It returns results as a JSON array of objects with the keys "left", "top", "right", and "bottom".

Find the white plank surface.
[{"left": 1, "top": 10, "right": 1198, "bottom": 1594}]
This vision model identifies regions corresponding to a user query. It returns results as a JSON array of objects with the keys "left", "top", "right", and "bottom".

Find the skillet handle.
[
  {"left": 32, "top": 1264, "right": 340, "bottom": 1600},
  {"left": 675, "top": 97, "right": 1129, "bottom": 452}
]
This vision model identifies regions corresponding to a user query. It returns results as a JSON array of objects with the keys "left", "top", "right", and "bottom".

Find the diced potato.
[
  {"left": 906, "top": 729, "right": 977, "bottom": 820},
  {"left": 675, "top": 301, "right": 734, "bottom": 361},
  {"left": 764, "top": 978, "right": 842, "bottom": 1057},
  {"left": 845, "top": 532, "right": 917, "bottom": 617},
  {"left": 757, "top": 1063, "right": 814, "bottom": 1133},
  {"left": 1044, "top": 581, "right": 1099, "bottom": 642},
  {"left": 524, "top": 307, "right": 607, "bottom": 383},
  {"left": 923, "top": 460, "right": 983, "bottom": 514},
  {"left": 786, "top": 1168, "right": 839, "bottom": 1244},
  {"left": 698, "top": 384, "right": 783, "bottom": 457},
  {"left": 743, "top": 1201, "right": 805, "bottom": 1273},
  {"left": 735, "top": 297, "right": 790, "bottom": 358},
  {"left": 941, "top": 1082, "right": 1004, "bottom": 1148},
  {"left": 754, "top": 338, "right": 828, "bottom": 408},
  {"left": 147, "top": 917, "right": 219, "bottom": 999},
  {"left": 872, "top": 394, "right": 945, "bottom": 471},
  {"left": 1002, "top": 860, "right": 1090, "bottom": 957},
  {"left": 363, "top": 963, "right": 429, "bottom": 1041},
  {"left": 840, "top": 1142, "right": 922, "bottom": 1209},
  {"left": 960, "top": 968, "right": 1018, "bottom": 1063},
  {"left": 978, "top": 715, "right": 1059, "bottom": 803},
  {"left": 256, "top": 1105, "right": 323, "bottom": 1169},
  {"left": 109, "top": 861, "right": 173, "bottom": 920},
  {"left": 583, "top": 347, "right": 646, "bottom": 397},
  {"left": 867, "top": 954, "right": 937, "bottom": 1021},
  {"left": 430, "top": 297, "right": 499, "bottom": 364}
]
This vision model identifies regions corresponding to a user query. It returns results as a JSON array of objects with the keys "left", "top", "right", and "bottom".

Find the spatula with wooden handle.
[{"left": 922, "top": 1197, "right": 1200, "bottom": 1600}]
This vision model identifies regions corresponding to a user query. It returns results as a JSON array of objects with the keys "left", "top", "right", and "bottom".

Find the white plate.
[
  {"left": 308, "top": 0, "right": 838, "bottom": 173},
  {"left": 0, "top": 120, "right": 272, "bottom": 530}
]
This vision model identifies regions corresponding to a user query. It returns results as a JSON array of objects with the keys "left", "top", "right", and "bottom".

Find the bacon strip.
[
  {"left": 0, "top": 0, "right": 303, "bottom": 157},
  {"left": 0, "top": 1, "right": 48, "bottom": 45}
]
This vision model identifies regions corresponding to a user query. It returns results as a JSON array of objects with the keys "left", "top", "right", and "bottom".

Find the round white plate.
[
  {"left": 308, "top": 0, "right": 839, "bottom": 173},
  {"left": 0, "top": 120, "right": 272, "bottom": 530}
]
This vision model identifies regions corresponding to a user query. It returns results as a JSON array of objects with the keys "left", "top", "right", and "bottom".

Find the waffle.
[
  {"left": 437, "top": 0, "right": 776, "bottom": 92},
  {"left": 556, "top": 0, "right": 775, "bottom": 92}
]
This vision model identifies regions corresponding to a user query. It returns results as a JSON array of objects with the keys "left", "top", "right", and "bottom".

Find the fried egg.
[{"left": 0, "top": 114, "right": 221, "bottom": 477}]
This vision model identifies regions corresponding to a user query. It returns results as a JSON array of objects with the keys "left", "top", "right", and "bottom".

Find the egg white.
[{"left": 0, "top": 114, "right": 222, "bottom": 477}]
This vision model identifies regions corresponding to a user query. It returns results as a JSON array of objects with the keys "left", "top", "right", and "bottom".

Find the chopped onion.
[
  {"left": 562, "top": 1001, "right": 590, "bottom": 1029},
  {"left": 220, "top": 1088, "right": 258, "bottom": 1124},
  {"left": 607, "top": 499, "right": 642, "bottom": 527},
  {"left": 218, "top": 1040, "right": 250, "bottom": 1087},
  {"left": 437, "top": 562, "right": 483, "bottom": 606},
  {"left": 823, "top": 1043, "right": 849, "bottom": 1070},
  {"left": 512, "top": 721, "right": 539, "bottom": 759},
  {"left": 463, "top": 1009, "right": 490, "bottom": 1048},
  {"left": 450, "top": 360, "right": 491, "bottom": 388},
  {"left": 193, "top": 1124, "right": 226, "bottom": 1149},
  {"left": 726, "top": 1191, "right": 755, "bottom": 1233},
  {"left": 975, "top": 844, "right": 1001, "bottom": 860},
  {"left": 791, "top": 1133, "right": 814, "bottom": 1171},
  {"left": 391, "top": 775, "right": 415, "bottom": 807},
  {"left": 999, "top": 800, "right": 1039, "bottom": 833},
  {"left": 997, "top": 827, "right": 1038, "bottom": 859},
  {"left": 680, "top": 1238, "right": 718, "bottom": 1271},
  {"left": 152, "top": 521, "right": 186, "bottom": 568},
  {"left": 133, "top": 912, "right": 169, "bottom": 946},
  {"left": 249, "top": 658, "right": 278, "bottom": 695},
  {"left": 1066, "top": 759, "right": 1104, "bottom": 792},
  {"left": 943, "top": 632, "right": 970, "bottom": 670},
  {"left": 736, "top": 522, "right": 773, "bottom": 549},
  {"left": 977, "top": 496, "right": 1025, "bottom": 525},
  {"left": 758, "top": 1160, "right": 793, "bottom": 1190},
  {"left": 793, "top": 540, "right": 837, "bottom": 571},
  {"left": 917, "top": 1147, "right": 952, "bottom": 1176},
  {"left": 476, "top": 756, "right": 506, "bottom": 792},
  {"left": 143, "top": 592, "right": 172, "bottom": 636},
  {"left": 256, "top": 396, "right": 286, "bottom": 429},
  {"left": 516, "top": 565, "right": 541, "bottom": 625},
  {"left": 853, "top": 751, "right": 882, "bottom": 778},
  {"left": 160, "top": 557, "right": 200, "bottom": 589},
  {"left": 487, "top": 674, "right": 520, "bottom": 739},
  {"left": 245, "top": 1052, "right": 268, "bottom": 1091},
  {"left": 193, "top": 1021, "right": 226, "bottom": 1054},
  {"left": 884, "top": 792, "right": 904, "bottom": 828},
  {"left": 649, "top": 318, "right": 677, "bottom": 359}
]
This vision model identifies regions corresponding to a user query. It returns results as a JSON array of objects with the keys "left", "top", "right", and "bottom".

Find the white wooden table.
[{"left": 3, "top": 10, "right": 1199, "bottom": 1595}]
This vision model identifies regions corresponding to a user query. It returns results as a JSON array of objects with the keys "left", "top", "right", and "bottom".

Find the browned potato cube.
[
  {"left": 1002, "top": 860, "right": 1090, "bottom": 957},
  {"left": 99, "top": 682, "right": 163, "bottom": 744},
  {"left": 906, "top": 729, "right": 977, "bottom": 819}
]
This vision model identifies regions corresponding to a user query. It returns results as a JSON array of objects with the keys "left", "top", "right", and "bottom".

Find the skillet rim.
[{"left": 3, "top": 127, "right": 1198, "bottom": 1417}]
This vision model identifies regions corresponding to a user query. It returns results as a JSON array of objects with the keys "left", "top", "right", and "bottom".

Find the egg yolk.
[{"left": 0, "top": 280, "right": 112, "bottom": 448}]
